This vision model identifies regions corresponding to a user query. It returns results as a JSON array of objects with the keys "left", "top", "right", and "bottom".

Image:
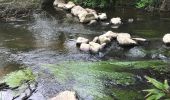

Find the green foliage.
[
  {"left": 143, "top": 76, "right": 170, "bottom": 100},
  {"left": 70, "top": 0, "right": 115, "bottom": 8},
  {"left": 136, "top": 0, "right": 161, "bottom": 8},
  {"left": 2, "top": 69, "right": 35, "bottom": 88}
]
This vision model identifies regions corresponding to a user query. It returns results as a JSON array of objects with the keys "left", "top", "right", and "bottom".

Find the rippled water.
[{"left": 0, "top": 7, "right": 170, "bottom": 99}]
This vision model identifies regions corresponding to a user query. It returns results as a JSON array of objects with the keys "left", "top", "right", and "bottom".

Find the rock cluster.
[
  {"left": 53, "top": 0, "right": 122, "bottom": 25},
  {"left": 76, "top": 31, "right": 147, "bottom": 53}
]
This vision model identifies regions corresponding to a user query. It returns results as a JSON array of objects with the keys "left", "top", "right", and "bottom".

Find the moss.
[
  {"left": 42, "top": 60, "right": 169, "bottom": 99},
  {"left": 2, "top": 69, "right": 35, "bottom": 88}
]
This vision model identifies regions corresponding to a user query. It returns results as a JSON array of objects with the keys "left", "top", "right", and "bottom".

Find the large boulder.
[
  {"left": 71, "top": 6, "right": 88, "bottom": 16},
  {"left": 98, "top": 35, "right": 111, "bottom": 44},
  {"left": 80, "top": 43, "right": 90, "bottom": 52},
  {"left": 49, "top": 91, "right": 77, "bottom": 100},
  {"left": 78, "top": 13, "right": 96, "bottom": 23},
  {"left": 76, "top": 37, "right": 89, "bottom": 45},
  {"left": 163, "top": 34, "right": 170, "bottom": 44},
  {"left": 117, "top": 33, "right": 137, "bottom": 46},
  {"left": 64, "top": 1, "right": 75, "bottom": 10},
  {"left": 89, "top": 42, "right": 101, "bottom": 53},
  {"left": 110, "top": 17, "right": 121, "bottom": 25},
  {"left": 103, "top": 31, "right": 117, "bottom": 39},
  {"left": 85, "top": 8, "right": 98, "bottom": 19}
]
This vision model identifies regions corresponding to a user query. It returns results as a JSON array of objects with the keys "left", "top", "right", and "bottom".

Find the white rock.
[
  {"left": 53, "top": 0, "right": 66, "bottom": 6},
  {"left": 132, "top": 38, "right": 147, "bottom": 42},
  {"left": 65, "top": 1, "right": 75, "bottom": 10},
  {"left": 98, "top": 13, "right": 107, "bottom": 20},
  {"left": 57, "top": 3, "right": 66, "bottom": 8},
  {"left": 117, "top": 33, "right": 137, "bottom": 46},
  {"left": 163, "top": 34, "right": 170, "bottom": 44},
  {"left": 98, "top": 35, "right": 111, "bottom": 44},
  {"left": 110, "top": 17, "right": 121, "bottom": 25},
  {"left": 117, "top": 33, "right": 131, "bottom": 39},
  {"left": 49, "top": 91, "right": 77, "bottom": 100},
  {"left": 78, "top": 13, "right": 96, "bottom": 23},
  {"left": 76, "top": 37, "right": 89, "bottom": 44},
  {"left": 71, "top": 6, "right": 88, "bottom": 17},
  {"left": 80, "top": 43, "right": 90, "bottom": 52},
  {"left": 103, "top": 31, "right": 117, "bottom": 39},
  {"left": 89, "top": 42, "right": 101, "bottom": 53},
  {"left": 92, "top": 36, "right": 99, "bottom": 43},
  {"left": 85, "top": 8, "right": 98, "bottom": 19}
]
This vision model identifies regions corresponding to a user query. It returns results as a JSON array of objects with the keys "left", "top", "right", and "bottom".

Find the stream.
[{"left": 0, "top": 6, "right": 170, "bottom": 100}]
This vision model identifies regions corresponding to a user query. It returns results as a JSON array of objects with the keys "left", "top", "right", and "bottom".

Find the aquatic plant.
[
  {"left": 2, "top": 69, "right": 35, "bottom": 88},
  {"left": 143, "top": 76, "right": 170, "bottom": 100}
]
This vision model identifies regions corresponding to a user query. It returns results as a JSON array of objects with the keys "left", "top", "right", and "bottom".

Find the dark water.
[{"left": 0, "top": 7, "right": 170, "bottom": 99}]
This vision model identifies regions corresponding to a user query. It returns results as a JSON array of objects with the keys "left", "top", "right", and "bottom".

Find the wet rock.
[
  {"left": 117, "top": 33, "right": 137, "bottom": 46},
  {"left": 65, "top": 1, "right": 76, "bottom": 10},
  {"left": 132, "top": 38, "right": 147, "bottom": 42},
  {"left": 49, "top": 91, "right": 77, "bottom": 100},
  {"left": 88, "top": 20, "right": 97, "bottom": 25},
  {"left": 80, "top": 43, "right": 90, "bottom": 52},
  {"left": 163, "top": 34, "right": 170, "bottom": 44},
  {"left": 98, "top": 13, "right": 107, "bottom": 20},
  {"left": 89, "top": 42, "right": 101, "bottom": 53},
  {"left": 126, "top": 47, "right": 146, "bottom": 58},
  {"left": 128, "top": 18, "right": 134, "bottom": 23},
  {"left": 132, "top": 38, "right": 147, "bottom": 44},
  {"left": 110, "top": 17, "right": 121, "bottom": 25},
  {"left": 76, "top": 37, "right": 89, "bottom": 45},
  {"left": 98, "top": 35, "right": 111, "bottom": 44}
]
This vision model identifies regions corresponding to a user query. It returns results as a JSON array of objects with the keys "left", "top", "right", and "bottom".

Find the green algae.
[
  {"left": 1, "top": 69, "right": 35, "bottom": 88},
  {"left": 42, "top": 60, "right": 169, "bottom": 100}
]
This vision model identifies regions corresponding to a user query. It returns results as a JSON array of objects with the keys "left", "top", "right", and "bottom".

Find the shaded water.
[{"left": 0, "top": 7, "right": 170, "bottom": 99}]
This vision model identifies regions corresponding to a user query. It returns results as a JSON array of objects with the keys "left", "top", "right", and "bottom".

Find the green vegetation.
[
  {"left": 136, "top": 0, "right": 154, "bottom": 8},
  {"left": 70, "top": 0, "right": 115, "bottom": 8},
  {"left": 41, "top": 60, "right": 169, "bottom": 100},
  {"left": 143, "top": 76, "right": 170, "bottom": 100},
  {"left": 1, "top": 69, "right": 35, "bottom": 88}
]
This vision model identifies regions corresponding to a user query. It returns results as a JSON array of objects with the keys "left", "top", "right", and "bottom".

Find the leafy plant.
[
  {"left": 70, "top": 0, "right": 115, "bottom": 8},
  {"left": 136, "top": 0, "right": 161, "bottom": 9},
  {"left": 143, "top": 76, "right": 170, "bottom": 100}
]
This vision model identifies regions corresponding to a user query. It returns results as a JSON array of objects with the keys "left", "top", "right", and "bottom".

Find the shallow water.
[{"left": 0, "top": 7, "right": 170, "bottom": 99}]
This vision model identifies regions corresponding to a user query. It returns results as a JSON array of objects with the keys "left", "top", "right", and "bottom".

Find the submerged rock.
[
  {"left": 110, "top": 17, "right": 121, "bottom": 25},
  {"left": 76, "top": 37, "right": 89, "bottom": 45},
  {"left": 126, "top": 47, "right": 146, "bottom": 58},
  {"left": 88, "top": 20, "right": 97, "bottom": 25},
  {"left": 49, "top": 91, "right": 77, "bottom": 100},
  {"left": 163, "top": 34, "right": 170, "bottom": 44}
]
